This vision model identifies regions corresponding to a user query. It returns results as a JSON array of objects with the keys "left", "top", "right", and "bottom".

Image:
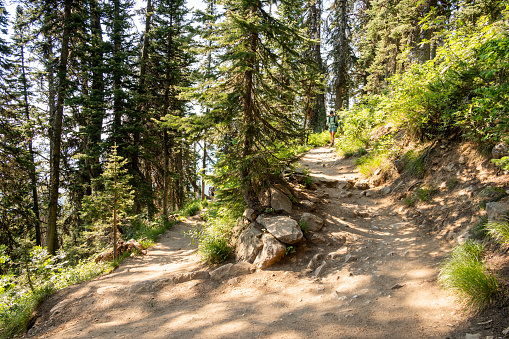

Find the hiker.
[{"left": 325, "top": 111, "right": 339, "bottom": 146}]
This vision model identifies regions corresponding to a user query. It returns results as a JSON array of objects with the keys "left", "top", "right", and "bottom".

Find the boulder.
[
  {"left": 253, "top": 234, "right": 286, "bottom": 269},
  {"left": 257, "top": 214, "right": 303, "bottom": 244},
  {"left": 235, "top": 223, "right": 264, "bottom": 263},
  {"left": 243, "top": 208, "right": 257, "bottom": 222},
  {"left": 486, "top": 202, "right": 509, "bottom": 223},
  {"left": 270, "top": 188, "right": 292, "bottom": 214},
  {"left": 492, "top": 142, "right": 509, "bottom": 159},
  {"left": 300, "top": 213, "right": 324, "bottom": 232}
]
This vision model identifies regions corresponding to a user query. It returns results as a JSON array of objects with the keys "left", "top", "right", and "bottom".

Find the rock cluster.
[{"left": 233, "top": 183, "right": 327, "bottom": 270}]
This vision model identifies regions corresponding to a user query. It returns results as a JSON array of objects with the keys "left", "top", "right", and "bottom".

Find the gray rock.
[
  {"left": 243, "top": 208, "right": 257, "bottom": 222},
  {"left": 300, "top": 213, "right": 324, "bottom": 232},
  {"left": 355, "top": 182, "right": 370, "bottom": 190},
  {"left": 300, "top": 200, "right": 317, "bottom": 211},
  {"left": 270, "top": 188, "right": 293, "bottom": 214},
  {"left": 294, "top": 167, "right": 305, "bottom": 175},
  {"left": 344, "top": 254, "right": 357, "bottom": 263},
  {"left": 314, "top": 261, "right": 328, "bottom": 276},
  {"left": 380, "top": 186, "right": 391, "bottom": 195},
  {"left": 257, "top": 189, "right": 271, "bottom": 207},
  {"left": 129, "top": 278, "right": 172, "bottom": 294},
  {"left": 307, "top": 232, "right": 327, "bottom": 244},
  {"left": 445, "top": 163, "right": 455, "bottom": 172},
  {"left": 307, "top": 253, "right": 324, "bottom": 270},
  {"left": 492, "top": 141, "right": 509, "bottom": 159},
  {"left": 210, "top": 262, "right": 255, "bottom": 281},
  {"left": 331, "top": 233, "right": 346, "bottom": 246},
  {"left": 253, "top": 234, "right": 286, "bottom": 269},
  {"left": 210, "top": 263, "right": 234, "bottom": 281},
  {"left": 229, "top": 262, "right": 256, "bottom": 276},
  {"left": 236, "top": 223, "right": 264, "bottom": 263},
  {"left": 464, "top": 334, "right": 481, "bottom": 339},
  {"left": 318, "top": 178, "right": 339, "bottom": 188},
  {"left": 257, "top": 214, "right": 303, "bottom": 244},
  {"left": 486, "top": 202, "right": 509, "bottom": 223},
  {"left": 273, "top": 184, "right": 291, "bottom": 196}
]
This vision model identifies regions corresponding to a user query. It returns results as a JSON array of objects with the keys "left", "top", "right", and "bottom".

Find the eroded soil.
[{"left": 25, "top": 146, "right": 505, "bottom": 339}]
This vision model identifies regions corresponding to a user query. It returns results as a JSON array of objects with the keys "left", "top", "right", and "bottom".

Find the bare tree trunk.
[{"left": 47, "top": 0, "right": 72, "bottom": 254}]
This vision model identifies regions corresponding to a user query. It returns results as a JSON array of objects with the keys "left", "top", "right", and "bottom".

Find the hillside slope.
[{"left": 24, "top": 145, "right": 509, "bottom": 339}]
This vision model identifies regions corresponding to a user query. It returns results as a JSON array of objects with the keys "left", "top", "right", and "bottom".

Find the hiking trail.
[{"left": 25, "top": 147, "right": 467, "bottom": 339}]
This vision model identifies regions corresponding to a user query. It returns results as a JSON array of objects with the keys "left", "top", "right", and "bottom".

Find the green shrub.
[
  {"left": 180, "top": 199, "right": 203, "bottom": 217},
  {"left": 307, "top": 131, "right": 330, "bottom": 147},
  {"left": 439, "top": 241, "right": 498, "bottom": 309},
  {"left": 191, "top": 204, "right": 240, "bottom": 264}
]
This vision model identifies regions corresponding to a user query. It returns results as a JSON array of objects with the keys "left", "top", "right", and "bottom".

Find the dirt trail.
[{"left": 26, "top": 147, "right": 465, "bottom": 339}]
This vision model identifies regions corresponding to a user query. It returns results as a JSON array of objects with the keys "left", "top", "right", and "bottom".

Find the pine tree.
[
  {"left": 197, "top": 0, "right": 307, "bottom": 209},
  {"left": 81, "top": 145, "right": 134, "bottom": 259}
]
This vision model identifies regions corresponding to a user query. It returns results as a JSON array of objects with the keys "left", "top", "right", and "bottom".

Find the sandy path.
[{"left": 26, "top": 147, "right": 465, "bottom": 339}]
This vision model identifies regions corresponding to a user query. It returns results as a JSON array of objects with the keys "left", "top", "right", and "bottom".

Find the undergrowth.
[{"left": 439, "top": 241, "right": 499, "bottom": 310}]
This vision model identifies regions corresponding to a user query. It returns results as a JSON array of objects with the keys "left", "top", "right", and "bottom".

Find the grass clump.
[
  {"left": 401, "top": 150, "right": 425, "bottom": 177},
  {"left": 486, "top": 220, "right": 509, "bottom": 244},
  {"left": 439, "top": 241, "right": 499, "bottom": 310},
  {"left": 191, "top": 204, "right": 243, "bottom": 264}
]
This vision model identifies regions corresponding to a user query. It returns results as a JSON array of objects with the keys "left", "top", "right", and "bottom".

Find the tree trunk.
[
  {"left": 47, "top": 0, "right": 72, "bottom": 255},
  {"left": 240, "top": 22, "right": 259, "bottom": 209}
]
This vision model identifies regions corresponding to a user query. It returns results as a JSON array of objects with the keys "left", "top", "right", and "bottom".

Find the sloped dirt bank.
[{"left": 24, "top": 146, "right": 508, "bottom": 339}]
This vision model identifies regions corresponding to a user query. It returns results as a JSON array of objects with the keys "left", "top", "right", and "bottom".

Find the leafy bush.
[
  {"left": 307, "top": 131, "right": 330, "bottom": 147},
  {"left": 180, "top": 199, "right": 204, "bottom": 217},
  {"left": 491, "top": 156, "right": 509, "bottom": 172},
  {"left": 0, "top": 248, "right": 110, "bottom": 339},
  {"left": 439, "top": 241, "right": 499, "bottom": 309}
]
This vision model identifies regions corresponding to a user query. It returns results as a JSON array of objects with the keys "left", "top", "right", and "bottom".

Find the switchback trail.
[{"left": 26, "top": 147, "right": 465, "bottom": 339}]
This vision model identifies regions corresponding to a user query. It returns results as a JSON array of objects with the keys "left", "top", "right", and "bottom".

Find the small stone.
[
  {"left": 464, "top": 334, "right": 481, "bottom": 339},
  {"left": 503, "top": 326, "right": 509, "bottom": 335},
  {"left": 345, "top": 254, "right": 357, "bottom": 263},
  {"left": 314, "top": 261, "right": 328, "bottom": 276},
  {"left": 390, "top": 283, "right": 404, "bottom": 290},
  {"left": 458, "top": 155, "right": 466, "bottom": 164}
]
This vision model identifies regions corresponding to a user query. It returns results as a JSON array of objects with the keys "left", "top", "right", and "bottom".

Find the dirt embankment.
[{"left": 24, "top": 144, "right": 509, "bottom": 339}]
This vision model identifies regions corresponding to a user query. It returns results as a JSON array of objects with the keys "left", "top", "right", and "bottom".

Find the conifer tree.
[
  {"left": 81, "top": 145, "right": 134, "bottom": 259},
  {"left": 197, "top": 0, "right": 307, "bottom": 209}
]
